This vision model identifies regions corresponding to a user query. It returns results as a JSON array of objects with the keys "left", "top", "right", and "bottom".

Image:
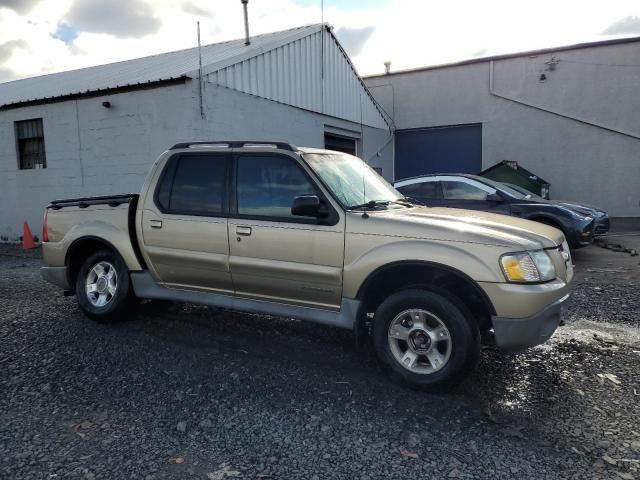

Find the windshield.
[
  {"left": 471, "top": 176, "right": 531, "bottom": 200},
  {"left": 303, "top": 152, "right": 402, "bottom": 208},
  {"left": 502, "top": 182, "right": 545, "bottom": 200}
]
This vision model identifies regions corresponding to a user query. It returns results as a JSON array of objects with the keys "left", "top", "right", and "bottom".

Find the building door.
[
  {"left": 325, "top": 133, "right": 357, "bottom": 155},
  {"left": 395, "top": 124, "right": 482, "bottom": 180}
]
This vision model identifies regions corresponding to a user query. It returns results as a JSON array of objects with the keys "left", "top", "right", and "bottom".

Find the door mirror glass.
[
  {"left": 291, "top": 195, "right": 321, "bottom": 217},
  {"left": 487, "top": 192, "right": 504, "bottom": 202}
]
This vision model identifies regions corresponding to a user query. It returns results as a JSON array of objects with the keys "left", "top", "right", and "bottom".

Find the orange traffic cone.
[{"left": 22, "top": 221, "right": 35, "bottom": 249}]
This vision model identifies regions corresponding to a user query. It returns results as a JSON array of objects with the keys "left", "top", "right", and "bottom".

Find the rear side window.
[
  {"left": 441, "top": 180, "right": 488, "bottom": 200},
  {"left": 236, "top": 155, "right": 317, "bottom": 219},
  {"left": 156, "top": 154, "right": 229, "bottom": 216},
  {"left": 398, "top": 181, "right": 441, "bottom": 201}
]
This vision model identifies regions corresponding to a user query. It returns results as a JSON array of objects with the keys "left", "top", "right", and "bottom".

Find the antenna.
[
  {"left": 320, "top": 0, "right": 324, "bottom": 110},
  {"left": 197, "top": 21, "right": 204, "bottom": 118}
]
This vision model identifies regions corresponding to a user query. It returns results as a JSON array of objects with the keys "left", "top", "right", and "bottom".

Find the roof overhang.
[{"left": 0, "top": 76, "right": 189, "bottom": 110}]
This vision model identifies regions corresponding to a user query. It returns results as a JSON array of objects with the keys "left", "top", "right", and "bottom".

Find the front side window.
[
  {"left": 156, "top": 154, "right": 228, "bottom": 216},
  {"left": 303, "top": 152, "right": 400, "bottom": 208},
  {"left": 236, "top": 155, "right": 317, "bottom": 219},
  {"left": 442, "top": 180, "right": 490, "bottom": 200},
  {"left": 15, "top": 118, "right": 46, "bottom": 169}
]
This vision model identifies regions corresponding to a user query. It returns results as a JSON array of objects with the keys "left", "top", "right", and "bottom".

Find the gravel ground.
[{"left": 1, "top": 243, "right": 639, "bottom": 480}]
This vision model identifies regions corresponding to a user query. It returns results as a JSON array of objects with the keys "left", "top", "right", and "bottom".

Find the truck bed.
[{"left": 44, "top": 194, "right": 145, "bottom": 272}]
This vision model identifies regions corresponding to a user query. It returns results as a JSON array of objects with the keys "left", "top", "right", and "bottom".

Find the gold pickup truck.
[{"left": 41, "top": 141, "right": 573, "bottom": 390}]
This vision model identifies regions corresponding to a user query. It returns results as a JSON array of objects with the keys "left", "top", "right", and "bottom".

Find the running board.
[{"left": 130, "top": 271, "right": 358, "bottom": 330}]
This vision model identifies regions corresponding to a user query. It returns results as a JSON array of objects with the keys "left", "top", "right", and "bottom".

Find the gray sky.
[{"left": 0, "top": 0, "right": 639, "bottom": 83}]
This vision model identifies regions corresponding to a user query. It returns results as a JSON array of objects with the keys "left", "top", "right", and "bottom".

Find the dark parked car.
[
  {"left": 503, "top": 183, "right": 610, "bottom": 237},
  {"left": 395, "top": 174, "right": 603, "bottom": 248}
]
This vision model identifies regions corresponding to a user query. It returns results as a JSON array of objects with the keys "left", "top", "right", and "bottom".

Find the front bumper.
[
  {"left": 41, "top": 266, "right": 71, "bottom": 291},
  {"left": 568, "top": 217, "right": 595, "bottom": 248},
  {"left": 594, "top": 215, "right": 610, "bottom": 236},
  {"left": 492, "top": 293, "right": 570, "bottom": 350}
]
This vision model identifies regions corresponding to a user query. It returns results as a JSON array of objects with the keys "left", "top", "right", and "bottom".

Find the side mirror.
[
  {"left": 291, "top": 195, "right": 321, "bottom": 217},
  {"left": 487, "top": 192, "right": 504, "bottom": 203}
]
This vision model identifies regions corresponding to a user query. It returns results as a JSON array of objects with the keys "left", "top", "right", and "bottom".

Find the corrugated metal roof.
[{"left": 0, "top": 24, "right": 322, "bottom": 108}]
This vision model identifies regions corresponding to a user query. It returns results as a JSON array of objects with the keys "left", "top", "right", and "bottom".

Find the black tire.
[
  {"left": 75, "top": 249, "right": 136, "bottom": 323},
  {"left": 372, "top": 288, "right": 480, "bottom": 392}
]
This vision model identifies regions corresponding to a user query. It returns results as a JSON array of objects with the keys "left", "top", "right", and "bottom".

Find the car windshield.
[
  {"left": 503, "top": 183, "right": 545, "bottom": 200},
  {"left": 303, "top": 152, "right": 403, "bottom": 209},
  {"left": 470, "top": 176, "right": 530, "bottom": 200}
]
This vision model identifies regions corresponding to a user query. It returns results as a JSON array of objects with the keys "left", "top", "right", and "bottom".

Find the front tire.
[
  {"left": 372, "top": 289, "right": 479, "bottom": 391},
  {"left": 75, "top": 250, "right": 136, "bottom": 323}
]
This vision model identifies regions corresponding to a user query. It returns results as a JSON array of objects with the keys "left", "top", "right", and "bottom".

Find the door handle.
[
  {"left": 150, "top": 219, "right": 163, "bottom": 229},
  {"left": 236, "top": 226, "right": 252, "bottom": 236}
]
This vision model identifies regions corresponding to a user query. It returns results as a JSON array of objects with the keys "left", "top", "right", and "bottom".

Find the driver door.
[{"left": 228, "top": 153, "right": 345, "bottom": 310}]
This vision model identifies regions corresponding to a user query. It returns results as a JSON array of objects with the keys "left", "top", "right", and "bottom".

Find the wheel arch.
[
  {"left": 65, "top": 236, "right": 121, "bottom": 290},
  {"left": 354, "top": 261, "right": 496, "bottom": 343},
  {"left": 525, "top": 214, "right": 565, "bottom": 233}
]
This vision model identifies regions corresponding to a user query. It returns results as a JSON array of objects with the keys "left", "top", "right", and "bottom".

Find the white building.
[
  {"left": 365, "top": 37, "right": 640, "bottom": 217},
  {"left": 0, "top": 24, "right": 392, "bottom": 239}
]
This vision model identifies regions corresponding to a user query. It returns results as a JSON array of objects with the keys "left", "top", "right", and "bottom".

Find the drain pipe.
[{"left": 488, "top": 60, "right": 640, "bottom": 140}]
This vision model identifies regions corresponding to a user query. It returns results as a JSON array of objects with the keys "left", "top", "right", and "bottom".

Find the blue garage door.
[{"left": 395, "top": 124, "right": 482, "bottom": 180}]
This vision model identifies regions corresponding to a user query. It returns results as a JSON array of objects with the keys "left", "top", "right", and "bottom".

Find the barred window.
[{"left": 15, "top": 118, "right": 46, "bottom": 169}]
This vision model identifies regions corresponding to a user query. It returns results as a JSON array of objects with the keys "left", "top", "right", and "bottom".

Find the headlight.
[{"left": 500, "top": 250, "right": 556, "bottom": 283}]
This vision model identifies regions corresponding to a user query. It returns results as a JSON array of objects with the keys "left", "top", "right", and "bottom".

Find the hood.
[
  {"left": 557, "top": 200, "right": 605, "bottom": 216},
  {"left": 347, "top": 207, "right": 564, "bottom": 249},
  {"left": 512, "top": 196, "right": 598, "bottom": 217}
]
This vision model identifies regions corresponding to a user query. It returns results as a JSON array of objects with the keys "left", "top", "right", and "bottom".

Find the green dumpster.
[{"left": 479, "top": 161, "right": 550, "bottom": 199}]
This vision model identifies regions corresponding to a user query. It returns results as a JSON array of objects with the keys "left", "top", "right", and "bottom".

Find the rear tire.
[
  {"left": 372, "top": 289, "right": 479, "bottom": 392},
  {"left": 75, "top": 250, "right": 136, "bottom": 323}
]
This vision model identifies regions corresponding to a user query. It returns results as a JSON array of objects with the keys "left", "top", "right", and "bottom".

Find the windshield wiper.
[
  {"left": 348, "top": 200, "right": 391, "bottom": 211},
  {"left": 395, "top": 197, "right": 425, "bottom": 206},
  {"left": 348, "top": 198, "right": 421, "bottom": 210}
]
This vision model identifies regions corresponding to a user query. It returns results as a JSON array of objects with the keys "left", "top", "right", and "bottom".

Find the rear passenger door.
[
  {"left": 140, "top": 153, "right": 233, "bottom": 293},
  {"left": 227, "top": 152, "right": 345, "bottom": 309}
]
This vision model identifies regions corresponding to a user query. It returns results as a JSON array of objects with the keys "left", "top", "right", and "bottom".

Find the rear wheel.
[
  {"left": 75, "top": 250, "right": 136, "bottom": 323},
  {"left": 372, "top": 289, "right": 479, "bottom": 391}
]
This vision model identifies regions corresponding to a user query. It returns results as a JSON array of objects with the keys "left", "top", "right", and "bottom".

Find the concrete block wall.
[
  {"left": 0, "top": 79, "right": 393, "bottom": 239},
  {"left": 0, "top": 83, "right": 194, "bottom": 240},
  {"left": 195, "top": 79, "right": 393, "bottom": 175}
]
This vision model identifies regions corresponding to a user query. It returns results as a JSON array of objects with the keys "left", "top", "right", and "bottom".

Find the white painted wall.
[
  {"left": 365, "top": 41, "right": 640, "bottom": 217},
  {"left": 0, "top": 79, "right": 392, "bottom": 239}
]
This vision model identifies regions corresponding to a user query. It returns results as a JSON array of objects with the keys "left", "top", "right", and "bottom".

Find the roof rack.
[{"left": 170, "top": 141, "right": 297, "bottom": 152}]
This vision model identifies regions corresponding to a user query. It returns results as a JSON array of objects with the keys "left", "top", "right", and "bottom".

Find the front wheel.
[
  {"left": 75, "top": 250, "right": 136, "bottom": 323},
  {"left": 372, "top": 289, "right": 479, "bottom": 391}
]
